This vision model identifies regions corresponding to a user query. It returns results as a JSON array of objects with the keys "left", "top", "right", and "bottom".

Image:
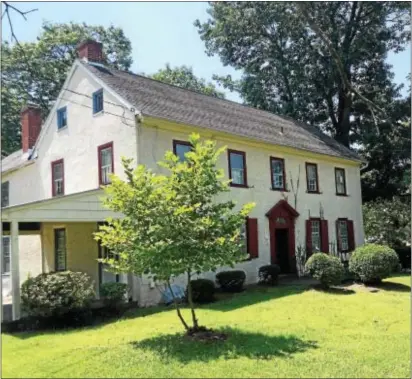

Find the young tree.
[{"left": 95, "top": 133, "right": 255, "bottom": 333}]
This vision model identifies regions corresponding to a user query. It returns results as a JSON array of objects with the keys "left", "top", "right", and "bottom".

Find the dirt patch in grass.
[{"left": 185, "top": 326, "right": 228, "bottom": 342}]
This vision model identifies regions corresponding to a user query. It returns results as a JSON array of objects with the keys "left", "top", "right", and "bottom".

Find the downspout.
[{"left": 129, "top": 108, "right": 143, "bottom": 303}]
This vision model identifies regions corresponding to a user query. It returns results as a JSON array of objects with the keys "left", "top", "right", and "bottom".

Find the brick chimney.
[
  {"left": 77, "top": 39, "right": 104, "bottom": 63},
  {"left": 21, "top": 105, "right": 42, "bottom": 153}
]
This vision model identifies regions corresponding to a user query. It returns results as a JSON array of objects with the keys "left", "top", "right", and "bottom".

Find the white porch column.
[{"left": 11, "top": 220, "right": 20, "bottom": 320}]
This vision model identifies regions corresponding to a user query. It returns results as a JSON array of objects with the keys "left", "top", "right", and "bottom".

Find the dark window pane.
[
  {"left": 175, "top": 143, "right": 191, "bottom": 162},
  {"left": 230, "top": 153, "right": 244, "bottom": 170},
  {"left": 93, "top": 90, "right": 104, "bottom": 114},
  {"left": 54, "top": 229, "right": 66, "bottom": 271},
  {"left": 1, "top": 181, "right": 9, "bottom": 208},
  {"left": 2, "top": 237, "right": 10, "bottom": 274},
  {"left": 230, "top": 152, "right": 245, "bottom": 185}
]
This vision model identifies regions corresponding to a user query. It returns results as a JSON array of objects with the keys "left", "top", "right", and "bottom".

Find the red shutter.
[
  {"left": 336, "top": 220, "right": 342, "bottom": 252},
  {"left": 320, "top": 220, "right": 329, "bottom": 253},
  {"left": 347, "top": 220, "right": 355, "bottom": 252},
  {"left": 305, "top": 220, "right": 312, "bottom": 256},
  {"left": 247, "top": 218, "right": 259, "bottom": 259}
]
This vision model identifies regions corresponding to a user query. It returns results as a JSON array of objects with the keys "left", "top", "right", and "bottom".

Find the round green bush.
[
  {"left": 186, "top": 279, "right": 215, "bottom": 303},
  {"left": 21, "top": 271, "right": 95, "bottom": 317},
  {"left": 258, "top": 264, "right": 281, "bottom": 286},
  {"left": 216, "top": 270, "right": 246, "bottom": 292},
  {"left": 305, "top": 253, "right": 344, "bottom": 287},
  {"left": 100, "top": 282, "right": 128, "bottom": 307},
  {"left": 349, "top": 244, "right": 399, "bottom": 284}
]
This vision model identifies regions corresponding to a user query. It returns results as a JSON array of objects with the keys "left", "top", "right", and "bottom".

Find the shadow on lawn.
[
  {"left": 372, "top": 281, "right": 411, "bottom": 292},
  {"left": 130, "top": 327, "right": 318, "bottom": 363},
  {"left": 204, "top": 283, "right": 309, "bottom": 313}
]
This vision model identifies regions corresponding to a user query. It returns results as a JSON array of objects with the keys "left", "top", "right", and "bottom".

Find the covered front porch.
[{"left": 1, "top": 189, "right": 138, "bottom": 321}]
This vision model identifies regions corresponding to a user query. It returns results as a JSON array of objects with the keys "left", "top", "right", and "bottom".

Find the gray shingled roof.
[{"left": 83, "top": 61, "right": 360, "bottom": 162}]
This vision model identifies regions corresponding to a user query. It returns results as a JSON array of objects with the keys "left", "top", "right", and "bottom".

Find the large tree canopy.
[
  {"left": 151, "top": 63, "right": 225, "bottom": 98},
  {"left": 195, "top": 1, "right": 411, "bottom": 200},
  {"left": 1, "top": 21, "right": 133, "bottom": 155}
]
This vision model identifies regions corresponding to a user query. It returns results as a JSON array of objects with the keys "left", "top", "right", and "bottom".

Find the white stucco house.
[{"left": 1, "top": 40, "right": 364, "bottom": 321}]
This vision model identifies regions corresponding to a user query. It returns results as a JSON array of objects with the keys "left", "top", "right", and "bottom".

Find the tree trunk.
[
  {"left": 166, "top": 280, "right": 189, "bottom": 331},
  {"left": 186, "top": 271, "right": 199, "bottom": 330},
  {"left": 335, "top": 88, "right": 352, "bottom": 147}
]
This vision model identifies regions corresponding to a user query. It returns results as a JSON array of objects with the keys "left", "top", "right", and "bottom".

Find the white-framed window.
[
  {"left": 311, "top": 220, "right": 321, "bottom": 252},
  {"left": 2, "top": 236, "right": 10, "bottom": 274},
  {"left": 1, "top": 181, "right": 9, "bottom": 208},
  {"left": 229, "top": 150, "right": 247, "bottom": 186},
  {"left": 339, "top": 220, "right": 349, "bottom": 251},
  {"left": 240, "top": 222, "right": 248, "bottom": 254},
  {"left": 271, "top": 157, "right": 285, "bottom": 190},
  {"left": 54, "top": 228, "right": 66, "bottom": 271},
  {"left": 51, "top": 160, "right": 64, "bottom": 196},
  {"left": 306, "top": 163, "right": 318, "bottom": 193},
  {"left": 335, "top": 168, "right": 347, "bottom": 195},
  {"left": 98, "top": 142, "right": 114, "bottom": 185}
]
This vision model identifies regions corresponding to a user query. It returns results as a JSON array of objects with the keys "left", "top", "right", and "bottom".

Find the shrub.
[
  {"left": 100, "top": 282, "right": 128, "bottom": 307},
  {"left": 258, "top": 264, "right": 281, "bottom": 285},
  {"left": 305, "top": 253, "right": 344, "bottom": 288},
  {"left": 186, "top": 279, "right": 215, "bottom": 303},
  {"left": 349, "top": 244, "right": 399, "bottom": 284},
  {"left": 216, "top": 270, "right": 246, "bottom": 292},
  {"left": 21, "top": 271, "right": 95, "bottom": 318}
]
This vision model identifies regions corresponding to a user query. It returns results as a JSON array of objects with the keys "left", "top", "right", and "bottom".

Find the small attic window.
[
  {"left": 57, "top": 107, "right": 67, "bottom": 129},
  {"left": 93, "top": 89, "right": 104, "bottom": 114}
]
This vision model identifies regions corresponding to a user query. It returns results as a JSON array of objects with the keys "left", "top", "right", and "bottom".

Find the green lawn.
[{"left": 2, "top": 275, "right": 410, "bottom": 378}]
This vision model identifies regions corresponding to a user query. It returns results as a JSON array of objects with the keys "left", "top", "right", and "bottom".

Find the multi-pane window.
[
  {"left": 335, "top": 168, "right": 347, "bottom": 195},
  {"left": 51, "top": 159, "right": 64, "bottom": 196},
  {"left": 338, "top": 220, "right": 349, "bottom": 251},
  {"left": 306, "top": 163, "right": 319, "bottom": 193},
  {"left": 54, "top": 228, "right": 66, "bottom": 271},
  {"left": 311, "top": 220, "right": 321, "bottom": 252},
  {"left": 173, "top": 140, "right": 192, "bottom": 162},
  {"left": 98, "top": 142, "right": 114, "bottom": 185},
  {"left": 93, "top": 89, "right": 104, "bottom": 114},
  {"left": 239, "top": 222, "right": 248, "bottom": 254},
  {"left": 1, "top": 181, "right": 9, "bottom": 208},
  {"left": 2, "top": 236, "right": 10, "bottom": 274},
  {"left": 228, "top": 150, "right": 247, "bottom": 187},
  {"left": 99, "top": 245, "right": 119, "bottom": 284},
  {"left": 270, "top": 157, "right": 285, "bottom": 190},
  {"left": 57, "top": 107, "right": 67, "bottom": 129}
]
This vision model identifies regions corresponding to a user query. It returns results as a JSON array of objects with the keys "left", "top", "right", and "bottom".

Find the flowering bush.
[{"left": 21, "top": 271, "right": 95, "bottom": 317}]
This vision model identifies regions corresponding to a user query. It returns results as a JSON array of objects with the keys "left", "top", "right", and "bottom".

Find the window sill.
[
  {"left": 336, "top": 193, "right": 349, "bottom": 197},
  {"left": 57, "top": 125, "right": 68, "bottom": 132},
  {"left": 2, "top": 273, "right": 10, "bottom": 277},
  {"left": 93, "top": 110, "right": 105, "bottom": 117},
  {"left": 270, "top": 188, "right": 289, "bottom": 192},
  {"left": 306, "top": 190, "right": 322, "bottom": 195},
  {"left": 230, "top": 183, "right": 250, "bottom": 189}
]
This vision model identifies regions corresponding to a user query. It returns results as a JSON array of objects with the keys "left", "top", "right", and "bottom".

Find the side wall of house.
[
  {"left": 2, "top": 65, "right": 138, "bottom": 296},
  {"left": 3, "top": 64, "right": 138, "bottom": 207},
  {"left": 136, "top": 118, "right": 364, "bottom": 306}
]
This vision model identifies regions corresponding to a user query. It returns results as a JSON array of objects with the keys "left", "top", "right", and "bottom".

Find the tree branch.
[
  {"left": 2, "top": 2, "right": 38, "bottom": 21},
  {"left": 296, "top": 2, "right": 386, "bottom": 125}
]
